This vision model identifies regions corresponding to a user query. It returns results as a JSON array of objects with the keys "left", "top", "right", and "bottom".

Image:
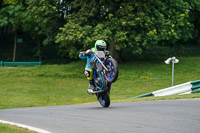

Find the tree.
[
  {"left": 0, "top": 0, "right": 63, "bottom": 61},
  {"left": 185, "top": 0, "right": 200, "bottom": 44},
  {"left": 56, "top": 0, "right": 193, "bottom": 62},
  {"left": 22, "top": 0, "right": 69, "bottom": 61},
  {"left": 0, "top": 1, "right": 25, "bottom": 61}
]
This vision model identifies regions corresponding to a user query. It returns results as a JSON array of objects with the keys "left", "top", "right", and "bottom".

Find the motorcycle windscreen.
[{"left": 94, "top": 51, "right": 105, "bottom": 58}]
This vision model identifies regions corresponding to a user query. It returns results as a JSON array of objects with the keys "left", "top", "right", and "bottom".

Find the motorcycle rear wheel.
[
  {"left": 96, "top": 91, "right": 110, "bottom": 107},
  {"left": 94, "top": 69, "right": 110, "bottom": 107}
]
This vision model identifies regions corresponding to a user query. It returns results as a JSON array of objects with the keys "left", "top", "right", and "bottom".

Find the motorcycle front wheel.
[{"left": 105, "top": 58, "right": 119, "bottom": 83}]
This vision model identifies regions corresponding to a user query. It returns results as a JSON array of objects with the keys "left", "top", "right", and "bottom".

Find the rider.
[{"left": 79, "top": 40, "right": 107, "bottom": 92}]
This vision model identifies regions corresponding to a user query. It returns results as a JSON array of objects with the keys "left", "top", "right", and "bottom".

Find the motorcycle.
[{"left": 80, "top": 50, "right": 119, "bottom": 107}]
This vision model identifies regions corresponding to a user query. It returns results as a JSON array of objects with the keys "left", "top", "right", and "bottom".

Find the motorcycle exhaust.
[{"left": 87, "top": 89, "right": 106, "bottom": 95}]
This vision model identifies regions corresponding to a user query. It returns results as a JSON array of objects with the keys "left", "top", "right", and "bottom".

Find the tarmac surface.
[{"left": 0, "top": 99, "right": 200, "bottom": 133}]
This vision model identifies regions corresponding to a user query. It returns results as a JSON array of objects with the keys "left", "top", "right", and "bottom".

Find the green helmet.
[{"left": 94, "top": 40, "right": 107, "bottom": 51}]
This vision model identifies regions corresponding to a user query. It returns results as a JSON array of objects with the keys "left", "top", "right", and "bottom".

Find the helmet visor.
[{"left": 97, "top": 45, "right": 106, "bottom": 51}]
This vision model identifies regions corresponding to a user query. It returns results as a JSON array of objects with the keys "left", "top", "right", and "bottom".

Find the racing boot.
[{"left": 87, "top": 80, "right": 95, "bottom": 95}]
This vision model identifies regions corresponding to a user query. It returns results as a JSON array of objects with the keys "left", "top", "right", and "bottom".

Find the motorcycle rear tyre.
[{"left": 97, "top": 91, "right": 110, "bottom": 107}]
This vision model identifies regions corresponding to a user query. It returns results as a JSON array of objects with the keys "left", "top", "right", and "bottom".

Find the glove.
[
  {"left": 79, "top": 52, "right": 86, "bottom": 56},
  {"left": 85, "top": 50, "right": 93, "bottom": 56}
]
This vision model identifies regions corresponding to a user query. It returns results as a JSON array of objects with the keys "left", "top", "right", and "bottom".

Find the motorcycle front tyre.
[{"left": 105, "top": 58, "right": 119, "bottom": 83}]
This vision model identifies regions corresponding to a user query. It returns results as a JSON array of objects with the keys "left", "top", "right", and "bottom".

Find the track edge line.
[{"left": 0, "top": 120, "right": 52, "bottom": 133}]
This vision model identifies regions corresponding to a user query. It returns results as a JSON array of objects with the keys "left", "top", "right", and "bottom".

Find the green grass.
[
  {"left": 0, "top": 123, "right": 36, "bottom": 133},
  {"left": 0, "top": 57, "right": 200, "bottom": 109}
]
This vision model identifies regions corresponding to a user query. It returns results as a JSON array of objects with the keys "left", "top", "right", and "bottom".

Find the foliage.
[
  {"left": 0, "top": 0, "right": 199, "bottom": 62},
  {"left": 24, "top": 0, "right": 61, "bottom": 45},
  {"left": 0, "top": 0, "right": 65, "bottom": 61},
  {"left": 0, "top": 4, "right": 24, "bottom": 31},
  {"left": 56, "top": 21, "right": 112, "bottom": 58},
  {"left": 56, "top": 0, "right": 194, "bottom": 60},
  {"left": 185, "top": 0, "right": 200, "bottom": 43}
]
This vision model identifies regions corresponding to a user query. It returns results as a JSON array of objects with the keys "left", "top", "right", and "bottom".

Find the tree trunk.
[
  {"left": 13, "top": 30, "right": 17, "bottom": 62},
  {"left": 37, "top": 39, "right": 42, "bottom": 61},
  {"left": 197, "top": 34, "right": 200, "bottom": 45},
  {"left": 109, "top": 41, "right": 122, "bottom": 63}
]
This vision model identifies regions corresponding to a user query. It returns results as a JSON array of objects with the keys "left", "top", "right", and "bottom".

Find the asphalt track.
[{"left": 0, "top": 99, "right": 200, "bottom": 133}]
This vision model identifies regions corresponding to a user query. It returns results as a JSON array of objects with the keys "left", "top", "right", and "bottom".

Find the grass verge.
[
  {"left": 0, "top": 123, "right": 37, "bottom": 133},
  {"left": 0, "top": 57, "right": 199, "bottom": 109}
]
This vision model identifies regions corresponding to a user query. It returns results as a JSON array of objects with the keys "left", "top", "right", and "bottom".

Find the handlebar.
[
  {"left": 79, "top": 51, "right": 93, "bottom": 56},
  {"left": 80, "top": 50, "right": 110, "bottom": 57}
]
